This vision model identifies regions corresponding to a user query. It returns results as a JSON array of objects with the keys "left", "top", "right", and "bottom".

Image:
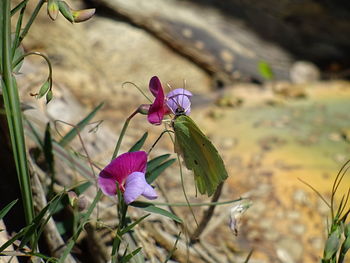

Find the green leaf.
[
  {"left": 147, "top": 154, "right": 171, "bottom": 172},
  {"left": 58, "top": 1, "right": 74, "bottom": 23},
  {"left": 131, "top": 202, "right": 182, "bottom": 223},
  {"left": 324, "top": 230, "right": 341, "bottom": 260},
  {"left": 258, "top": 61, "right": 274, "bottom": 80},
  {"left": 120, "top": 214, "right": 150, "bottom": 235},
  {"left": 38, "top": 80, "right": 50, "bottom": 99},
  {"left": 59, "top": 102, "right": 103, "bottom": 147},
  {"left": 46, "top": 89, "right": 53, "bottom": 104},
  {"left": 12, "top": 45, "right": 24, "bottom": 73},
  {"left": 44, "top": 123, "right": 54, "bottom": 170},
  {"left": 128, "top": 132, "right": 148, "bottom": 152},
  {"left": 120, "top": 247, "right": 142, "bottom": 263},
  {"left": 0, "top": 199, "right": 18, "bottom": 220},
  {"left": 74, "top": 181, "right": 92, "bottom": 196},
  {"left": 146, "top": 158, "right": 175, "bottom": 184},
  {"left": 0, "top": 224, "right": 33, "bottom": 252}
]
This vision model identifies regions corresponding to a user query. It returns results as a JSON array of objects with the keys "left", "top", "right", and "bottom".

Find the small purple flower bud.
[{"left": 72, "top": 8, "right": 96, "bottom": 23}]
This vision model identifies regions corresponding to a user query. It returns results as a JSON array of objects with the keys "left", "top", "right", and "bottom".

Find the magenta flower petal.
[
  {"left": 149, "top": 76, "right": 162, "bottom": 97},
  {"left": 98, "top": 151, "right": 147, "bottom": 195},
  {"left": 148, "top": 80, "right": 166, "bottom": 125},
  {"left": 166, "top": 88, "right": 192, "bottom": 115},
  {"left": 98, "top": 176, "right": 118, "bottom": 196},
  {"left": 123, "top": 171, "right": 157, "bottom": 204}
]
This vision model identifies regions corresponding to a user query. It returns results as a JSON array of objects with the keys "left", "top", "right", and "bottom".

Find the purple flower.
[
  {"left": 98, "top": 151, "right": 157, "bottom": 204},
  {"left": 147, "top": 76, "right": 192, "bottom": 125}
]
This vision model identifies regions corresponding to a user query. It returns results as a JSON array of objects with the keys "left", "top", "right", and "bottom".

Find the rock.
[{"left": 290, "top": 61, "right": 320, "bottom": 84}]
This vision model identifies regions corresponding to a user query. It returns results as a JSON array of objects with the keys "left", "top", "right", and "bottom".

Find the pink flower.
[
  {"left": 98, "top": 151, "right": 157, "bottom": 204},
  {"left": 147, "top": 76, "right": 192, "bottom": 125}
]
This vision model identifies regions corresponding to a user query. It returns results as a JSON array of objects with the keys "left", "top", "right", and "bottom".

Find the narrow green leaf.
[
  {"left": 146, "top": 158, "right": 175, "bottom": 184},
  {"left": 59, "top": 102, "right": 103, "bottom": 147},
  {"left": 0, "top": 224, "right": 33, "bottom": 252},
  {"left": 130, "top": 202, "right": 182, "bottom": 223},
  {"left": 74, "top": 181, "right": 92, "bottom": 196},
  {"left": 120, "top": 247, "right": 142, "bottom": 263},
  {"left": 258, "top": 61, "right": 274, "bottom": 80},
  {"left": 0, "top": 199, "right": 18, "bottom": 220},
  {"left": 44, "top": 123, "right": 54, "bottom": 171},
  {"left": 46, "top": 89, "right": 53, "bottom": 104},
  {"left": 147, "top": 154, "right": 171, "bottom": 172},
  {"left": 12, "top": 45, "right": 24, "bottom": 73},
  {"left": 120, "top": 214, "right": 150, "bottom": 235},
  {"left": 128, "top": 132, "right": 148, "bottom": 152},
  {"left": 58, "top": 1, "right": 74, "bottom": 23},
  {"left": 38, "top": 80, "right": 50, "bottom": 98}
]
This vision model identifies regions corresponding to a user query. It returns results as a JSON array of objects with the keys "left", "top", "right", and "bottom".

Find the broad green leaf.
[
  {"left": 258, "top": 61, "right": 274, "bottom": 80},
  {"left": 128, "top": 132, "right": 148, "bottom": 152},
  {"left": 59, "top": 102, "right": 103, "bottom": 147},
  {"left": 147, "top": 154, "right": 171, "bottom": 172},
  {"left": 324, "top": 230, "right": 341, "bottom": 260},
  {"left": 131, "top": 202, "right": 182, "bottom": 223},
  {"left": 0, "top": 199, "right": 18, "bottom": 220},
  {"left": 146, "top": 158, "right": 175, "bottom": 184}
]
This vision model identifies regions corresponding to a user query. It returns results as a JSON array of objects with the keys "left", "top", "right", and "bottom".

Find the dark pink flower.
[
  {"left": 147, "top": 76, "right": 192, "bottom": 125},
  {"left": 98, "top": 151, "right": 157, "bottom": 204}
]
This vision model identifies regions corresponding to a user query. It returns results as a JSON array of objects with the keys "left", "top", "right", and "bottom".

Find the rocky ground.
[{"left": 4, "top": 0, "right": 350, "bottom": 262}]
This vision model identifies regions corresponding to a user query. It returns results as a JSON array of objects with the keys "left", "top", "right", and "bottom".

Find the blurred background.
[{"left": 16, "top": 0, "right": 350, "bottom": 262}]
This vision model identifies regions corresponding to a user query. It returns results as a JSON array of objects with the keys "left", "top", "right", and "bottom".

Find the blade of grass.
[
  {"left": 0, "top": 199, "right": 18, "bottom": 220},
  {"left": 146, "top": 154, "right": 171, "bottom": 172}
]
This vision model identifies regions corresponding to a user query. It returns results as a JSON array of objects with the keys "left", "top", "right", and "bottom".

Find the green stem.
[
  {"left": 17, "top": 0, "right": 45, "bottom": 48},
  {"left": 2, "top": 0, "right": 35, "bottom": 229},
  {"left": 112, "top": 109, "right": 139, "bottom": 159}
]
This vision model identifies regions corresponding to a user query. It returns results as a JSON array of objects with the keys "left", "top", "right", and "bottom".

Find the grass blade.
[
  {"left": 0, "top": 199, "right": 18, "bottom": 220},
  {"left": 131, "top": 202, "right": 182, "bottom": 223}
]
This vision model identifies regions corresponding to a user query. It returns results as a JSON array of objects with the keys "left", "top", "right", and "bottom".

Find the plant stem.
[
  {"left": 1, "top": 0, "right": 35, "bottom": 227},
  {"left": 17, "top": 0, "right": 45, "bottom": 48},
  {"left": 112, "top": 109, "right": 139, "bottom": 159}
]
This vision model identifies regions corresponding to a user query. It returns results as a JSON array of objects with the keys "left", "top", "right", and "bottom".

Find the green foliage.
[
  {"left": 0, "top": 199, "right": 18, "bottom": 220},
  {"left": 131, "top": 201, "right": 182, "bottom": 223},
  {"left": 128, "top": 132, "right": 148, "bottom": 152}
]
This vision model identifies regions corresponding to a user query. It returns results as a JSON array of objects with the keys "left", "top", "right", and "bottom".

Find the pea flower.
[
  {"left": 147, "top": 76, "right": 192, "bottom": 125},
  {"left": 98, "top": 151, "right": 157, "bottom": 204}
]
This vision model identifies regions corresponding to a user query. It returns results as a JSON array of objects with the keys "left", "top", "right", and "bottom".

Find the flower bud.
[
  {"left": 137, "top": 104, "right": 150, "bottom": 115},
  {"left": 72, "top": 8, "right": 95, "bottom": 23},
  {"left": 77, "top": 195, "right": 89, "bottom": 212},
  {"left": 47, "top": 0, "right": 59, "bottom": 20},
  {"left": 67, "top": 191, "right": 78, "bottom": 207},
  {"left": 58, "top": 1, "right": 74, "bottom": 23}
]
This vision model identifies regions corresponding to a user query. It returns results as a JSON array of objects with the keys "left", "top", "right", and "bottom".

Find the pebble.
[
  {"left": 290, "top": 61, "right": 320, "bottom": 84},
  {"left": 293, "top": 189, "right": 310, "bottom": 206},
  {"left": 276, "top": 237, "right": 303, "bottom": 262},
  {"left": 290, "top": 223, "right": 306, "bottom": 236}
]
